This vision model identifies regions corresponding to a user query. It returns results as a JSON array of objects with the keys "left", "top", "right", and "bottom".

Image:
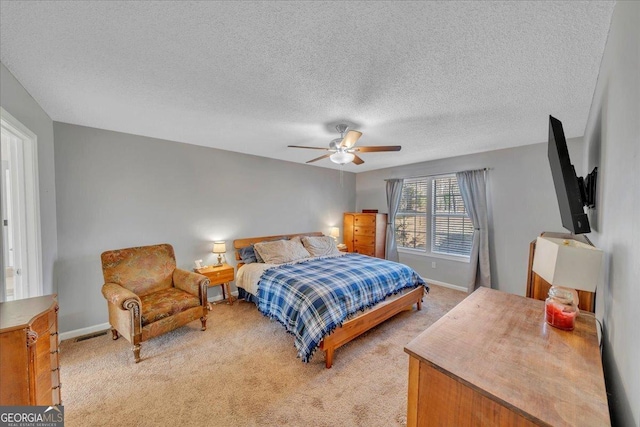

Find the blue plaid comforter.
[{"left": 257, "top": 253, "right": 427, "bottom": 362}]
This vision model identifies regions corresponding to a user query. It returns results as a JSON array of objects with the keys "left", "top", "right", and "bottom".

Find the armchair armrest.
[
  {"left": 174, "top": 268, "right": 209, "bottom": 305},
  {"left": 102, "top": 282, "right": 141, "bottom": 310}
]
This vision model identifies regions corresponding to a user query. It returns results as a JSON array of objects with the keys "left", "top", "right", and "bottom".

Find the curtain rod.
[{"left": 384, "top": 167, "right": 491, "bottom": 182}]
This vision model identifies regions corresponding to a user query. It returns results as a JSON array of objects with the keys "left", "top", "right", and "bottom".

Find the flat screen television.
[{"left": 547, "top": 115, "right": 596, "bottom": 234}]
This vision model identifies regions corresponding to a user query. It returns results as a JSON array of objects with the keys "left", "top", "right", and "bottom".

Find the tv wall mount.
[{"left": 579, "top": 167, "right": 597, "bottom": 208}]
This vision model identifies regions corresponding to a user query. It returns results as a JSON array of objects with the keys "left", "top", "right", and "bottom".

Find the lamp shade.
[
  {"left": 212, "top": 241, "right": 226, "bottom": 254},
  {"left": 532, "top": 236, "right": 604, "bottom": 292},
  {"left": 329, "top": 227, "right": 340, "bottom": 238}
]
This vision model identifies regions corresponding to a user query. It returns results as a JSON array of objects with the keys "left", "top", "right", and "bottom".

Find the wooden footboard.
[{"left": 319, "top": 285, "right": 424, "bottom": 368}]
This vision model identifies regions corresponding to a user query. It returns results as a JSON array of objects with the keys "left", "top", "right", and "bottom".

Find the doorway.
[{"left": 0, "top": 108, "right": 42, "bottom": 301}]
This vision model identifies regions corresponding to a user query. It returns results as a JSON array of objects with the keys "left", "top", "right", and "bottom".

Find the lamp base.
[{"left": 213, "top": 254, "right": 223, "bottom": 267}]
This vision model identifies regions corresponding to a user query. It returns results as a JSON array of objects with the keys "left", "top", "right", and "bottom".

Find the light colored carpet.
[{"left": 59, "top": 285, "right": 466, "bottom": 427}]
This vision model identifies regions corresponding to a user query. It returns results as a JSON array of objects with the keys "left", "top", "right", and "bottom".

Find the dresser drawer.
[
  {"left": 204, "top": 268, "right": 234, "bottom": 285},
  {"left": 354, "top": 245, "right": 375, "bottom": 256},
  {"left": 49, "top": 323, "right": 60, "bottom": 389},
  {"left": 32, "top": 309, "right": 53, "bottom": 335},
  {"left": 353, "top": 215, "right": 377, "bottom": 227},
  {"left": 352, "top": 235, "right": 376, "bottom": 247},
  {"left": 34, "top": 328, "right": 54, "bottom": 405},
  {"left": 353, "top": 226, "right": 376, "bottom": 237}
]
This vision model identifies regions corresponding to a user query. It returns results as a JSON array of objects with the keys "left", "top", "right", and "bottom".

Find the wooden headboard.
[{"left": 233, "top": 231, "right": 324, "bottom": 267}]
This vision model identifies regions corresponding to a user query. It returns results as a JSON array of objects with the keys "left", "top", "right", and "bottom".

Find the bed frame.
[{"left": 233, "top": 232, "right": 424, "bottom": 368}]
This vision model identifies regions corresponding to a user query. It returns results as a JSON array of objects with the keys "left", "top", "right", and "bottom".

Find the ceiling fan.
[{"left": 288, "top": 124, "right": 401, "bottom": 165}]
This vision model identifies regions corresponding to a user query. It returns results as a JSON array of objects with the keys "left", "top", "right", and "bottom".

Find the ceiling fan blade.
[
  {"left": 352, "top": 154, "right": 365, "bottom": 165},
  {"left": 340, "top": 130, "right": 362, "bottom": 148},
  {"left": 353, "top": 145, "right": 402, "bottom": 152},
  {"left": 306, "top": 153, "right": 332, "bottom": 164},
  {"left": 288, "top": 145, "right": 330, "bottom": 150}
]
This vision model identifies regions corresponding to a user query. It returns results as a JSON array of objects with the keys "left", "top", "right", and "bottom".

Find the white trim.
[
  {"left": 58, "top": 322, "right": 112, "bottom": 342},
  {"left": 60, "top": 291, "right": 240, "bottom": 342},
  {"left": 59, "top": 290, "right": 241, "bottom": 341},
  {"left": 398, "top": 247, "right": 470, "bottom": 263},
  {"left": 0, "top": 107, "right": 42, "bottom": 297},
  {"left": 208, "top": 289, "right": 239, "bottom": 303},
  {"left": 423, "top": 278, "right": 468, "bottom": 293}
]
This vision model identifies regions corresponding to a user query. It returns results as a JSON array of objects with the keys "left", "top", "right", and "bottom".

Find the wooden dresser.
[
  {"left": 404, "top": 287, "right": 609, "bottom": 426},
  {"left": 0, "top": 294, "right": 61, "bottom": 405},
  {"left": 343, "top": 212, "right": 387, "bottom": 258}
]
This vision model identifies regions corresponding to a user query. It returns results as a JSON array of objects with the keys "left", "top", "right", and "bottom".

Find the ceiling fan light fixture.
[
  {"left": 288, "top": 123, "right": 401, "bottom": 165},
  {"left": 330, "top": 151, "right": 355, "bottom": 165}
]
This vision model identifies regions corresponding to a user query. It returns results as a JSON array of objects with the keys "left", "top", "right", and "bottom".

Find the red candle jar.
[{"left": 545, "top": 286, "right": 578, "bottom": 331}]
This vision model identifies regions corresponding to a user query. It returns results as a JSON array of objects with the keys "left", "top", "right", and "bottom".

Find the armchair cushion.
[{"left": 139, "top": 288, "right": 201, "bottom": 326}]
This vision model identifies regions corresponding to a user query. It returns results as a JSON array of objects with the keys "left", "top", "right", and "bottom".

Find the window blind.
[
  {"left": 395, "top": 178, "right": 428, "bottom": 250},
  {"left": 431, "top": 176, "right": 474, "bottom": 256}
]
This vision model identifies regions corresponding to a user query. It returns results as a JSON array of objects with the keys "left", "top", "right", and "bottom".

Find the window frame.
[{"left": 395, "top": 174, "right": 472, "bottom": 263}]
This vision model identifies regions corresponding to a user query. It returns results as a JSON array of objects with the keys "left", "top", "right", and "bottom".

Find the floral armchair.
[{"left": 101, "top": 243, "right": 209, "bottom": 362}]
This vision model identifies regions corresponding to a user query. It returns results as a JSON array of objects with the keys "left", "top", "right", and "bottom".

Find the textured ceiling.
[{"left": 0, "top": 1, "right": 614, "bottom": 172}]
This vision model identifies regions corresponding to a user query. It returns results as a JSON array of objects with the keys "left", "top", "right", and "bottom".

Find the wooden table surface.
[
  {"left": 0, "top": 294, "right": 58, "bottom": 333},
  {"left": 404, "top": 287, "right": 610, "bottom": 426}
]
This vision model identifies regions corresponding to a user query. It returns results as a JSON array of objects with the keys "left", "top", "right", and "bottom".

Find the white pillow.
[
  {"left": 301, "top": 235, "right": 341, "bottom": 257},
  {"left": 254, "top": 239, "right": 311, "bottom": 264}
]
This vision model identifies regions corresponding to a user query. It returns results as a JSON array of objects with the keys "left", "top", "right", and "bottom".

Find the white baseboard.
[
  {"left": 60, "top": 291, "right": 240, "bottom": 342},
  {"left": 59, "top": 322, "right": 111, "bottom": 342},
  {"left": 424, "top": 278, "right": 468, "bottom": 293},
  {"left": 208, "top": 290, "right": 239, "bottom": 303}
]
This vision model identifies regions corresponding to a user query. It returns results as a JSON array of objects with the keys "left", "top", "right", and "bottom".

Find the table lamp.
[
  {"left": 532, "top": 236, "right": 604, "bottom": 330},
  {"left": 212, "top": 241, "right": 226, "bottom": 267},
  {"left": 329, "top": 227, "right": 340, "bottom": 243},
  {"left": 532, "top": 236, "right": 603, "bottom": 292}
]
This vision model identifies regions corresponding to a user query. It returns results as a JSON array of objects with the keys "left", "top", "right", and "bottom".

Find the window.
[{"left": 395, "top": 175, "right": 473, "bottom": 259}]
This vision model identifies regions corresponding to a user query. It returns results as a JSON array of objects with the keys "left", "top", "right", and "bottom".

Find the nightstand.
[{"left": 195, "top": 264, "right": 235, "bottom": 307}]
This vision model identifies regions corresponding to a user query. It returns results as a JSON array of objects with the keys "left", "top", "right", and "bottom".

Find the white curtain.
[
  {"left": 456, "top": 170, "right": 491, "bottom": 291},
  {"left": 385, "top": 179, "right": 403, "bottom": 262}
]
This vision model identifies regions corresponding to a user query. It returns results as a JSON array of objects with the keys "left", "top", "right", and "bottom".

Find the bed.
[{"left": 233, "top": 232, "right": 428, "bottom": 368}]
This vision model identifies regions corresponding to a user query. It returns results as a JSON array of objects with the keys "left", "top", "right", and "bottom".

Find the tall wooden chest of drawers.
[
  {"left": 0, "top": 294, "right": 61, "bottom": 405},
  {"left": 343, "top": 212, "right": 387, "bottom": 259}
]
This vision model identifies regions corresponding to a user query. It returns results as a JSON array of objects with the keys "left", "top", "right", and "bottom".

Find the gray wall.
[
  {"left": 0, "top": 62, "right": 58, "bottom": 296},
  {"left": 356, "top": 138, "right": 584, "bottom": 296},
  {"left": 582, "top": 2, "right": 639, "bottom": 425},
  {"left": 53, "top": 123, "right": 355, "bottom": 333}
]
